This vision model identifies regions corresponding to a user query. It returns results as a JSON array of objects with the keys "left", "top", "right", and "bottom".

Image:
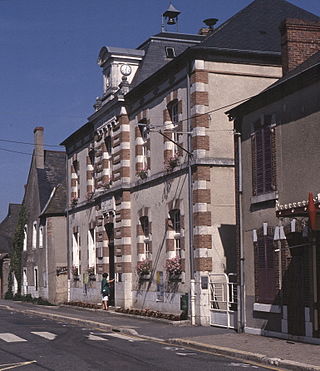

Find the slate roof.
[
  {"left": 37, "top": 150, "right": 66, "bottom": 215},
  {"left": 200, "top": 0, "right": 320, "bottom": 53},
  {"left": 131, "top": 32, "right": 204, "bottom": 88}
]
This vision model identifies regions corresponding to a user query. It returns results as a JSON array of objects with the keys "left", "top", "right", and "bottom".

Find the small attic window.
[{"left": 165, "top": 47, "right": 176, "bottom": 58}]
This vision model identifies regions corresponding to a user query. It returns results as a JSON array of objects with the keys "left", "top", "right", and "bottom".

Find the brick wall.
[{"left": 280, "top": 19, "right": 320, "bottom": 75}]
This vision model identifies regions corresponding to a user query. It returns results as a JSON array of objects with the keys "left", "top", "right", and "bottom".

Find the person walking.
[{"left": 101, "top": 273, "right": 114, "bottom": 310}]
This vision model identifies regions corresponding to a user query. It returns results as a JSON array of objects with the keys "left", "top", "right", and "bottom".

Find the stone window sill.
[
  {"left": 253, "top": 302, "right": 281, "bottom": 313},
  {"left": 251, "top": 191, "right": 278, "bottom": 205}
]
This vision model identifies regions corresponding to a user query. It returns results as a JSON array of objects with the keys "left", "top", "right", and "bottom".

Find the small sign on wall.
[{"left": 201, "top": 276, "right": 208, "bottom": 290}]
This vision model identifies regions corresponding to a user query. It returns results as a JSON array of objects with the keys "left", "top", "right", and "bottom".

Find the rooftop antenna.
[{"left": 161, "top": 2, "right": 181, "bottom": 32}]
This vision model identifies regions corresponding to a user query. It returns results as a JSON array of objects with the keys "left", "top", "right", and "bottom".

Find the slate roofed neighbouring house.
[
  {"left": 200, "top": 0, "right": 320, "bottom": 52},
  {"left": 37, "top": 150, "right": 66, "bottom": 215},
  {"left": 21, "top": 127, "right": 67, "bottom": 304}
]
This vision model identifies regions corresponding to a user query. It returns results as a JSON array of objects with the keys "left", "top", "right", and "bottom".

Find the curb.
[
  {"left": 60, "top": 304, "right": 191, "bottom": 326},
  {"left": 2, "top": 303, "right": 319, "bottom": 371},
  {"left": 168, "top": 338, "right": 320, "bottom": 371},
  {"left": 1, "top": 304, "right": 139, "bottom": 336}
]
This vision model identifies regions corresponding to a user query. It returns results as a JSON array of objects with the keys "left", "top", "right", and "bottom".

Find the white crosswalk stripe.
[
  {"left": 31, "top": 332, "right": 57, "bottom": 340},
  {"left": 89, "top": 331, "right": 144, "bottom": 342},
  {"left": 88, "top": 334, "right": 109, "bottom": 341},
  {"left": 104, "top": 332, "right": 144, "bottom": 342},
  {"left": 0, "top": 333, "right": 27, "bottom": 343}
]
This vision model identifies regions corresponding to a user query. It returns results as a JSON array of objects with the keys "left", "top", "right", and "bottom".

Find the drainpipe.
[
  {"left": 235, "top": 130, "right": 245, "bottom": 332},
  {"left": 187, "top": 63, "right": 195, "bottom": 325},
  {"left": 65, "top": 153, "right": 71, "bottom": 302},
  {"left": 312, "top": 236, "right": 318, "bottom": 332}
]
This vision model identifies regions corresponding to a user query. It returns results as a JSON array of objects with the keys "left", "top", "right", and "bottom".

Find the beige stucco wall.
[
  {"left": 47, "top": 216, "right": 67, "bottom": 304},
  {"left": 207, "top": 61, "right": 281, "bottom": 160}
]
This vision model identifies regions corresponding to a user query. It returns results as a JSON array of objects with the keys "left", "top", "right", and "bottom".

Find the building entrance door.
[
  {"left": 286, "top": 246, "right": 306, "bottom": 336},
  {"left": 105, "top": 222, "right": 115, "bottom": 306},
  {"left": 209, "top": 273, "right": 237, "bottom": 329}
]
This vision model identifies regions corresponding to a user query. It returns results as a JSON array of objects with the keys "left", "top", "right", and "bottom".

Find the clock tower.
[{"left": 96, "top": 46, "right": 144, "bottom": 105}]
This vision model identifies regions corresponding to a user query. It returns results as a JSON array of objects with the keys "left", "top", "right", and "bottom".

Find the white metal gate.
[{"left": 209, "top": 273, "right": 237, "bottom": 329}]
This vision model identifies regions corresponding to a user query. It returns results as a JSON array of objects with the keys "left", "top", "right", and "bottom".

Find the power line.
[
  {"left": 0, "top": 138, "right": 60, "bottom": 147},
  {"left": 0, "top": 94, "right": 253, "bottom": 155},
  {"left": 0, "top": 147, "right": 33, "bottom": 156},
  {"left": 141, "top": 95, "right": 255, "bottom": 130}
]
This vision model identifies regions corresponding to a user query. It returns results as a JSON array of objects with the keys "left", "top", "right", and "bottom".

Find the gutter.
[
  {"left": 187, "top": 62, "right": 195, "bottom": 326},
  {"left": 235, "top": 130, "right": 245, "bottom": 332}
]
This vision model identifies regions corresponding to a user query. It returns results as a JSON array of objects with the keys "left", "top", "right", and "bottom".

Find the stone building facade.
[
  {"left": 62, "top": 0, "right": 318, "bottom": 325},
  {"left": 228, "top": 19, "right": 320, "bottom": 340},
  {"left": 21, "top": 127, "right": 67, "bottom": 304}
]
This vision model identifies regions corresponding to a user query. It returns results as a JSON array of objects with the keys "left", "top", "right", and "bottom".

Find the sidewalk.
[{"left": 0, "top": 299, "right": 319, "bottom": 371}]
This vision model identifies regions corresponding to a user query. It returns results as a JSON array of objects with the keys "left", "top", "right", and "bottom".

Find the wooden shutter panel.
[
  {"left": 271, "top": 127, "right": 276, "bottom": 191},
  {"left": 263, "top": 126, "right": 272, "bottom": 193},
  {"left": 255, "top": 129, "right": 264, "bottom": 194},
  {"left": 251, "top": 134, "right": 257, "bottom": 196},
  {"left": 255, "top": 233, "right": 278, "bottom": 304}
]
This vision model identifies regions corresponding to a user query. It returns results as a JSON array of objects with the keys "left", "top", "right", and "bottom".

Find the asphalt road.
[{"left": 0, "top": 308, "right": 277, "bottom": 371}]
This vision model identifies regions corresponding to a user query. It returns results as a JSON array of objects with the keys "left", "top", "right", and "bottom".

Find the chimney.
[
  {"left": 280, "top": 19, "right": 320, "bottom": 75},
  {"left": 199, "top": 18, "right": 218, "bottom": 36},
  {"left": 33, "top": 126, "right": 44, "bottom": 169}
]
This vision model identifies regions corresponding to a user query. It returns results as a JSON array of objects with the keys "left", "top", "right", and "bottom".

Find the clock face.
[{"left": 120, "top": 64, "right": 132, "bottom": 76}]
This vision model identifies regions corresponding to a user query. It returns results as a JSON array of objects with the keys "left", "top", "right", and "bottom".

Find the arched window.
[
  {"left": 23, "top": 225, "right": 28, "bottom": 251},
  {"left": 39, "top": 225, "right": 44, "bottom": 248},
  {"left": 32, "top": 221, "right": 37, "bottom": 249}
]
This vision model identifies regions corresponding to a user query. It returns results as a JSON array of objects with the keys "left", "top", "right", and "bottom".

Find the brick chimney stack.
[
  {"left": 280, "top": 19, "right": 320, "bottom": 75},
  {"left": 34, "top": 126, "right": 44, "bottom": 169}
]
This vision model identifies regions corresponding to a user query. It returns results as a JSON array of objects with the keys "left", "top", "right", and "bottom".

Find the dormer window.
[
  {"left": 165, "top": 47, "right": 176, "bottom": 58},
  {"left": 103, "top": 70, "right": 111, "bottom": 93}
]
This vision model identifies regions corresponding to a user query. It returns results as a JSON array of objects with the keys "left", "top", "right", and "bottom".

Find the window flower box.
[
  {"left": 71, "top": 198, "right": 78, "bottom": 207},
  {"left": 166, "top": 257, "right": 182, "bottom": 281},
  {"left": 72, "top": 265, "right": 79, "bottom": 280},
  {"left": 168, "top": 273, "right": 182, "bottom": 282},
  {"left": 137, "top": 260, "right": 151, "bottom": 280},
  {"left": 136, "top": 169, "right": 148, "bottom": 180},
  {"left": 165, "top": 155, "right": 180, "bottom": 171},
  {"left": 139, "top": 273, "right": 151, "bottom": 281},
  {"left": 87, "top": 267, "right": 96, "bottom": 281}
]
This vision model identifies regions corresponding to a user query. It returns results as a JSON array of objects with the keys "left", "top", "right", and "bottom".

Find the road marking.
[
  {"left": 0, "top": 333, "right": 27, "bottom": 343},
  {"left": 0, "top": 361, "right": 37, "bottom": 370},
  {"left": 229, "top": 363, "right": 259, "bottom": 368},
  {"left": 105, "top": 333, "right": 144, "bottom": 342},
  {"left": 176, "top": 352, "right": 197, "bottom": 356},
  {"left": 31, "top": 332, "right": 57, "bottom": 340},
  {"left": 88, "top": 334, "right": 109, "bottom": 341}
]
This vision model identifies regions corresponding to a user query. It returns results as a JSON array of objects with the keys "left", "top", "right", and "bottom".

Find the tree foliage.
[{"left": 10, "top": 205, "right": 27, "bottom": 295}]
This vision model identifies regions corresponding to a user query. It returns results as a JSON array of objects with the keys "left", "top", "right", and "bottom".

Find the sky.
[{"left": 0, "top": 0, "right": 319, "bottom": 221}]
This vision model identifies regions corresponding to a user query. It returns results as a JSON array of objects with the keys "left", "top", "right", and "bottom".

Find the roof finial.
[{"left": 161, "top": 2, "right": 181, "bottom": 32}]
